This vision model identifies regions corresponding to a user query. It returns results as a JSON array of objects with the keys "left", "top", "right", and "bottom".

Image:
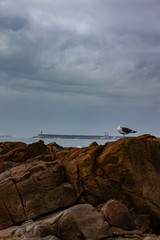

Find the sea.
[{"left": 0, "top": 136, "right": 118, "bottom": 148}]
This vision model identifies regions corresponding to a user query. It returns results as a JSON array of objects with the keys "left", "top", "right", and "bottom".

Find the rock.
[
  {"left": 144, "top": 237, "right": 155, "bottom": 240},
  {"left": 20, "top": 237, "right": 59, "bottom": 240},
  {"left": 96, "top": 136, "right": 160, "bottom": 230},
  {"left": 13, "top": 221, "right": 55, "bottom": 239},
  {"left": 32, "top": 222, "right": 53, "bottom": 237},
  {"left": 101, "top": 200, "right": 133, "bottom": 229},
  {"left": 0, "top": 135, "right": 160, "bottom": 237},
  {"left": 47, "top": 142, "right": 63, "bottom": 152},
  {"left": 50, "top": 204, "right": 109, "bottom": 240},
  {"left": 60, "top": 135, "right": 160, "bottom": 231},
  {"left": 0, "top": 141, "right": 27, "bottom": 155},
  {"left": 0, "top": 160, "right": 76, "bottom": 230},
  {"left": 0, "top": 225, "right": 19, "bottom": 239},
  {"left": 131, "top": 213, "right": 150, "bottom": 232},
  {"left": 0, "top": 159, "right": 5, "bottom": 173},
  {"left": 1, "top": 140, "right": 47, "bottom": 163},
  {"left": 60, "top": 143, "right": 107, "bottom": 205},
  {"left": 0, "top": 170, "right": 26, "bottom": 229},
  {"left": 47, "top": 142, "right": 72, "bottom": 160},
  {"left": 0, "top": 142, "right": 26, "bottom": 173},
  {"left": 4, "top": 161, "right": 20, "bottom": 170},
  {"left": 0, "top": 204, "right": 108, "bottom": 239},
  {"left": 144, "top": 236, "right": 160, "bottom": 240},
  {"left": 108, "top": 226, "right": 145, "bottom": 239}
]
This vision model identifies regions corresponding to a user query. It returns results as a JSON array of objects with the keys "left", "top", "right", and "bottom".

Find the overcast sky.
[{"left": 0, "top": 0, "right": 160, "bottom": 137}]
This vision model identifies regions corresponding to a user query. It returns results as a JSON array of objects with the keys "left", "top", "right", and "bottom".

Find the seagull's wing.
[{"left": 122, "top": 127, "right": 132, "bottom": 133}]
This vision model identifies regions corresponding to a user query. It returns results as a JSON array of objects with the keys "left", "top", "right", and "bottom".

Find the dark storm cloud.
[
  {"left": 0, "top": 16, "right": 27, "bottom": 31},
  {"left": 0, "top": 0, "right": 160, "bottom": 136}
]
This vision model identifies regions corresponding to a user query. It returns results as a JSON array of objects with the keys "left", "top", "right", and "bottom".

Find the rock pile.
[{"left": 0, "top": 135, "right": 160, "bottom": 239}]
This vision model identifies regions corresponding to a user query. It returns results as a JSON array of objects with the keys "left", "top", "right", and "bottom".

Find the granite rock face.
[{"left": 0, "top": 135, "right": 160, "bottom": 239}]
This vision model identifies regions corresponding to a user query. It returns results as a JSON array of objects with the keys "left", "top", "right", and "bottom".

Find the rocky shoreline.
[{"left": 0, "top": 134, "right": 160, "bottom": 240}]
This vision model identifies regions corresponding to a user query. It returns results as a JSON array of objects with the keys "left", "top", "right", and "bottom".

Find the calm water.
[{"left": 0, "top": 136, "right": 118, "bottom": 148}]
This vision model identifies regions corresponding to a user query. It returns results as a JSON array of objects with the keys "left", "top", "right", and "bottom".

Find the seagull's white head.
[{"left": 117, "top": 124, "right": 122, "bottom": 130}]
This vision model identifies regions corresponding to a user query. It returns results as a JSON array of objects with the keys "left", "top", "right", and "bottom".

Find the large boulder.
[
  {"left": 51, "top": 204, "right": 109, "bottom": 240},
  {"left": 101, "top": 200, "right": 133, "bottom": 229},
  {"left": 0, "top": 160, "right": 76, "bottom": 230}
]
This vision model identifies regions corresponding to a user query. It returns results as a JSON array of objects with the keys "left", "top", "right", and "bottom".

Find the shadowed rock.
[{"left": 0, "top": 141, "right": 27, "bottom": 155}]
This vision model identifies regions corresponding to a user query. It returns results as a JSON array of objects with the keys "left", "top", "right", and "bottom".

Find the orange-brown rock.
[
  {"left": 47, "top": 142, "right": 63, "bottom": 153},
  {"left": 0, "top": 140, "right": 47, "bottom": 163},
  {"left": 0, "top": 141, "right": 27, "bottom": 155},
  {"left": 60, "top": 135, "right": 160, "bottom": 230},
  {"left": 97, "top": 136, "right": 160, "bottom": 225},
  {"left": 0, "top": 134, "right": 160, "bottom": 238},
  {"left": 0, "top": 160, "right": 76, "bottom": 230}
]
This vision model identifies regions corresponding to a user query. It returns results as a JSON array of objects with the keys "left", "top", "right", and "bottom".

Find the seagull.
[{"left": 117, "top": 124, "right": 137, "bottom": 136}]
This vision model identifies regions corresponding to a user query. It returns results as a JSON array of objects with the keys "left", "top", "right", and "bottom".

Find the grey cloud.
[
  {"left": 0, "top": 0, "right": 160, "bottom": 136},
  {"left": 0, "top": 16, "right": 27, "bottom": 31}
]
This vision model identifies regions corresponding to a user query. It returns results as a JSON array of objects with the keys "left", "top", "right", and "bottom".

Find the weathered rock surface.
[
  {"left": 0, "top": 140, "right": 47, "bottom": 163},
  {"left": 60, "top": 135, "right": 160, "bottom": 229},
  {"left": 50, "top": 204, "right": 109, "bottom": 240},
  {"left": 0, "top": 141, "right": 27, "bottom": 155},
  {"left": 0, "top": 135, "right": 160, "bottom": 239},
  {"left": 101, "top": 199, "right": 133, "bottom": 229},
  {"left": 0, "top": 204, "right": 108, "bottom": 239},
  {"left": 0, "top": 160, "right": 76, "bottom": 230}
]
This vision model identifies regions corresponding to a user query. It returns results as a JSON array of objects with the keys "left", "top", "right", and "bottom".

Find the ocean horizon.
[{"left": 0, "top": 136, "right": 118, "bottom": 148}]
